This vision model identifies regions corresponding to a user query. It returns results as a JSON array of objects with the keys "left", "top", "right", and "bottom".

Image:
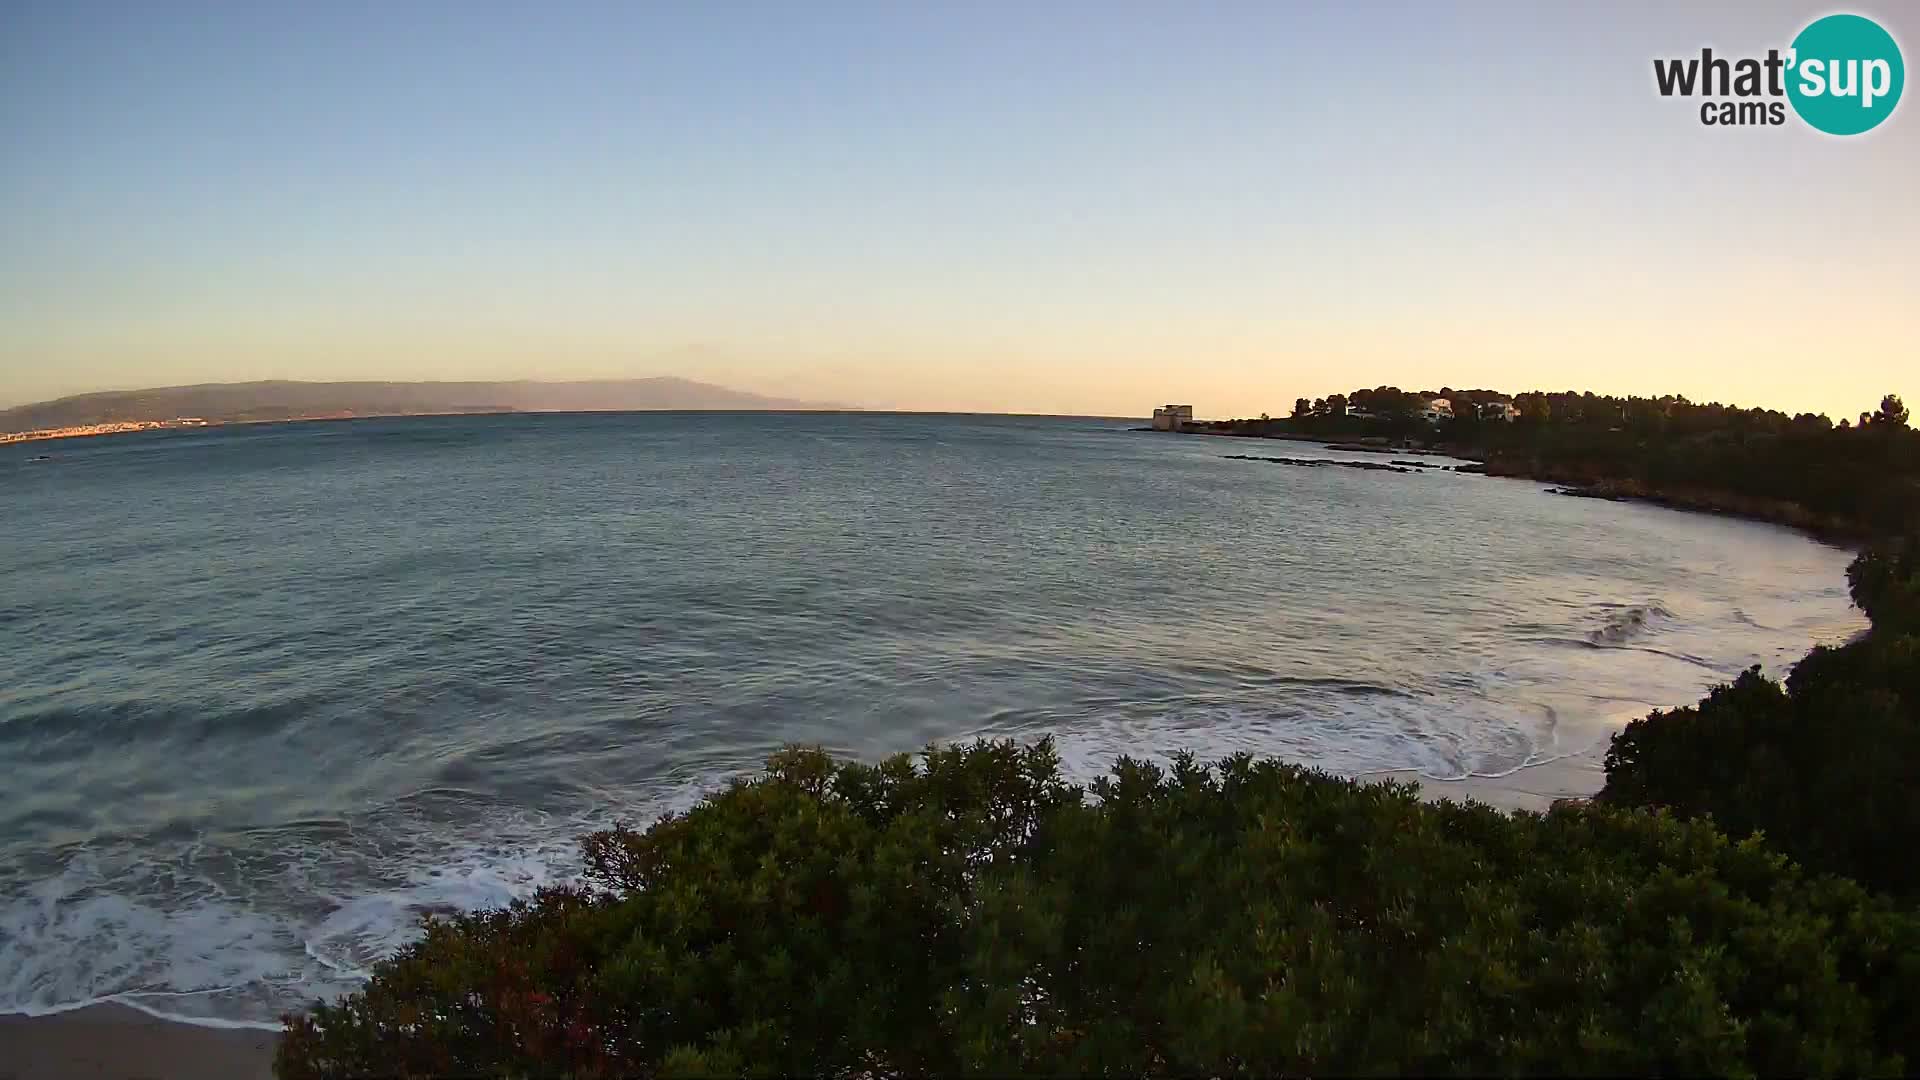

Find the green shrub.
[
  {"left": 1601, "top": 543, "right": 1920, "bottom": 899},
  {"left": 1849, "top": 535, "right": 1920, "bottom": 632},
  {"left": 278, "top": 739, "right": 1920, "bottom": 1078}
]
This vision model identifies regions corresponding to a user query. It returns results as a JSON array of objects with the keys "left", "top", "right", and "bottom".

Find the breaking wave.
[{"left": 1587, "top": 603, "right": 1674, "bottom": 645}]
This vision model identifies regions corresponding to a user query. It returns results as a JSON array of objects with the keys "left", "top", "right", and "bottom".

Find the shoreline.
[
  {"left": 1155, "top": 425, "right": 1873, "bottom": 548},
  {"left": 2, "top": 408, "right": 1146, "bottom": 447},
  {"left": 0, "top": 748, "right": 1613, "bottom": 1080},
  {"left": 1523, "top": 471, "right": 1871, "bottom": 549},
  {"left": 0, "top": 1003, "right": 278, "bottom": 1080},
  {"left": 1369, "top": 742, "right": 1609, "bottom": 814}
]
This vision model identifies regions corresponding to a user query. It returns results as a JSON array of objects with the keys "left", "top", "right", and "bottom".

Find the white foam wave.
[
  {"left": 968, "top": 679, "right": 1585, "bottom": 787},
  {"left": 0, "top": 776, "right": 733, "bottom": 1030},
  {"left": 302, "top": 846, "right": 572, "bottom": 983},
  {"left": 1587, "top": 603, "right": 1675, "bottom": 645},
  {"left": 0, "top": 855, "right": 309, "bottom": 1028},
  {"left": 0, "top": 647, "right": 1782, "bottom": 1032}
]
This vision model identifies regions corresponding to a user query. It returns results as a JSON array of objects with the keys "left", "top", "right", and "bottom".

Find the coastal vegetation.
[
  {"left": 279, "top": 731, "right": 1920, "bottom": 1077},
  {"left": 1214, "top": 389, "right": 1919, "bottom": 540}
]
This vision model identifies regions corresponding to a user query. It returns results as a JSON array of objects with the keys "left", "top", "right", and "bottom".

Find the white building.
[
  {"left": 1479, "top": 401, "right": 1520, "bottom": 421},
  {"left": 1418, "top": 397, "right": 1454, "bottom": 422},
  {"left": 1151, "top": 404, "right": 1194, "bottom": 431}
]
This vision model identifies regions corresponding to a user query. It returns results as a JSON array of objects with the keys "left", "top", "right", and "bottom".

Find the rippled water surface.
[{"left": 0, "top": 412, "right": 1865, "bottom": 1025}]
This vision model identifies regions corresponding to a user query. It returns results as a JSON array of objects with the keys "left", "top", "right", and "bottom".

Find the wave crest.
[{"left": 1587, "top": 604, "right": 1674, "bottom": 645}]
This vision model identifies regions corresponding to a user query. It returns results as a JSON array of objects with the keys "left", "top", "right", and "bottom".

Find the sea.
[{"left": 0, "top": 411, "right": 1866, "bottom": 1029}]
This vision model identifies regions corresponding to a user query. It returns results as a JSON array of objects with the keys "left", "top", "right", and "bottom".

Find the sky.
[{"left": 2, "top": 0, "right": 1915, "bottom": 420}]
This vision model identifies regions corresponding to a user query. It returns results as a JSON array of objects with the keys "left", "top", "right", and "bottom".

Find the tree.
[
  {"left": 1292, "top": 397, "right": 1311, "bottom": 418},
  {"left": 1876, "top": 394, "right": 1910, "bottom": 430}
]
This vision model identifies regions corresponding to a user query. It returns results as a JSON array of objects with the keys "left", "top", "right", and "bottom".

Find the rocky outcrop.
[{"left": 1224, "top": 455, "right": 1414, "bottom": 474}]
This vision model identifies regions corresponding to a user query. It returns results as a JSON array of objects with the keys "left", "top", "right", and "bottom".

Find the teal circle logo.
[{"left": 1787, "top": 14, "right": 1904, "bottom": 135}]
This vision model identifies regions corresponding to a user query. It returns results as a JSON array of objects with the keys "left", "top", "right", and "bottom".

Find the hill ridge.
[{"left": 1, "top": 378, "right": 849, "bottom": 431}]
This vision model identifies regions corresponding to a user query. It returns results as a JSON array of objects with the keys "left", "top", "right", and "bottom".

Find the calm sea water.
[{"left": 0, "top": 412, "right": 1865, "bottom": 1027}]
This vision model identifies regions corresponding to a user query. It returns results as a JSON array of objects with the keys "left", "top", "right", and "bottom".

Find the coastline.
[
  {"left": 0, "top": 749, "right": 1611, "bottom": 1080},
  {"left": 1155, "top": 425, "right": 1874, "bottom": 548},
  {"left": 1371, "top": 743, "right": 1608, "bottom": 813},
  {"left": 3, "top": 419, "right": 1863, "bottom": 1076},
  {"left": 2, "top": 407, "right": 1133, "bottom": 448},
  {"left": 1518, "top": 469, "right": 1871, "bottom": 548},
  {"left": 0, "top": 1004, "right": 277, "bottom": 1080}
]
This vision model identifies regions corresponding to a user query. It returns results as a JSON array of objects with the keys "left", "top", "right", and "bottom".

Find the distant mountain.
[{"left": 0, "top": 379, "right": 850, "bottom": 431}]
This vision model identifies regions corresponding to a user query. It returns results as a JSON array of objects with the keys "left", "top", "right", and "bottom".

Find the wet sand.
[
  {"left": 1375, "top": 743, "right": 1608, "bottom": 813},
  {"left": 0, "top": 1004, "right": 277, "bottom": 1080}
]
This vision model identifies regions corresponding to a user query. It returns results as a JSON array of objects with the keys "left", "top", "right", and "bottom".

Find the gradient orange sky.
[{"left": 2, "top": 1, "right": 1915, "bottom": 420}]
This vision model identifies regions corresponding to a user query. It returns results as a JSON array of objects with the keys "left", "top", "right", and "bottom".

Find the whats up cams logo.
[{"left": 1655, "top": 12, "right": 1904, "bottom": 134}]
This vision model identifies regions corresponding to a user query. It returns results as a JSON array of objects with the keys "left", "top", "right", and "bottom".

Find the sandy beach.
[{"left": 0, "top": 1005, "right": 277, "bottom": 1080}]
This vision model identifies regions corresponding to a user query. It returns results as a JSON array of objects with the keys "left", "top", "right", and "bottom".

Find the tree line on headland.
[
  {"left": 1204, "top": 387, "right": 1917, "bottom": 541},
  {"left": 276, "top": 388, "right": 1920, "bottom": 1078}
]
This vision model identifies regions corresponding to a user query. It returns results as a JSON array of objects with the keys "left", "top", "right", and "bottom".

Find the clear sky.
[{"left": 2, "top": 0, "right": 1914, "bottom": 419}]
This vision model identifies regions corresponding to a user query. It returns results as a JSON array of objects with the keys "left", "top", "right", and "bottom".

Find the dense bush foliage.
[
  {"left": 1467, "top": 395, "right": 1920, "bottom": 538},
  {"left": 1601, "top": 538, "right": 1920, "bottom": 898},
  {"left": 1849, "top": 536, "right": 1920, "bottom": 633},
  {"left": 278, "top": 739, "right": 1920, "bottom": 1078}
]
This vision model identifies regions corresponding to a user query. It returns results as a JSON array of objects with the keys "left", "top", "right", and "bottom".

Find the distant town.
[{"left": 0, "top": 418, "right": 210, "bottom": 445}]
